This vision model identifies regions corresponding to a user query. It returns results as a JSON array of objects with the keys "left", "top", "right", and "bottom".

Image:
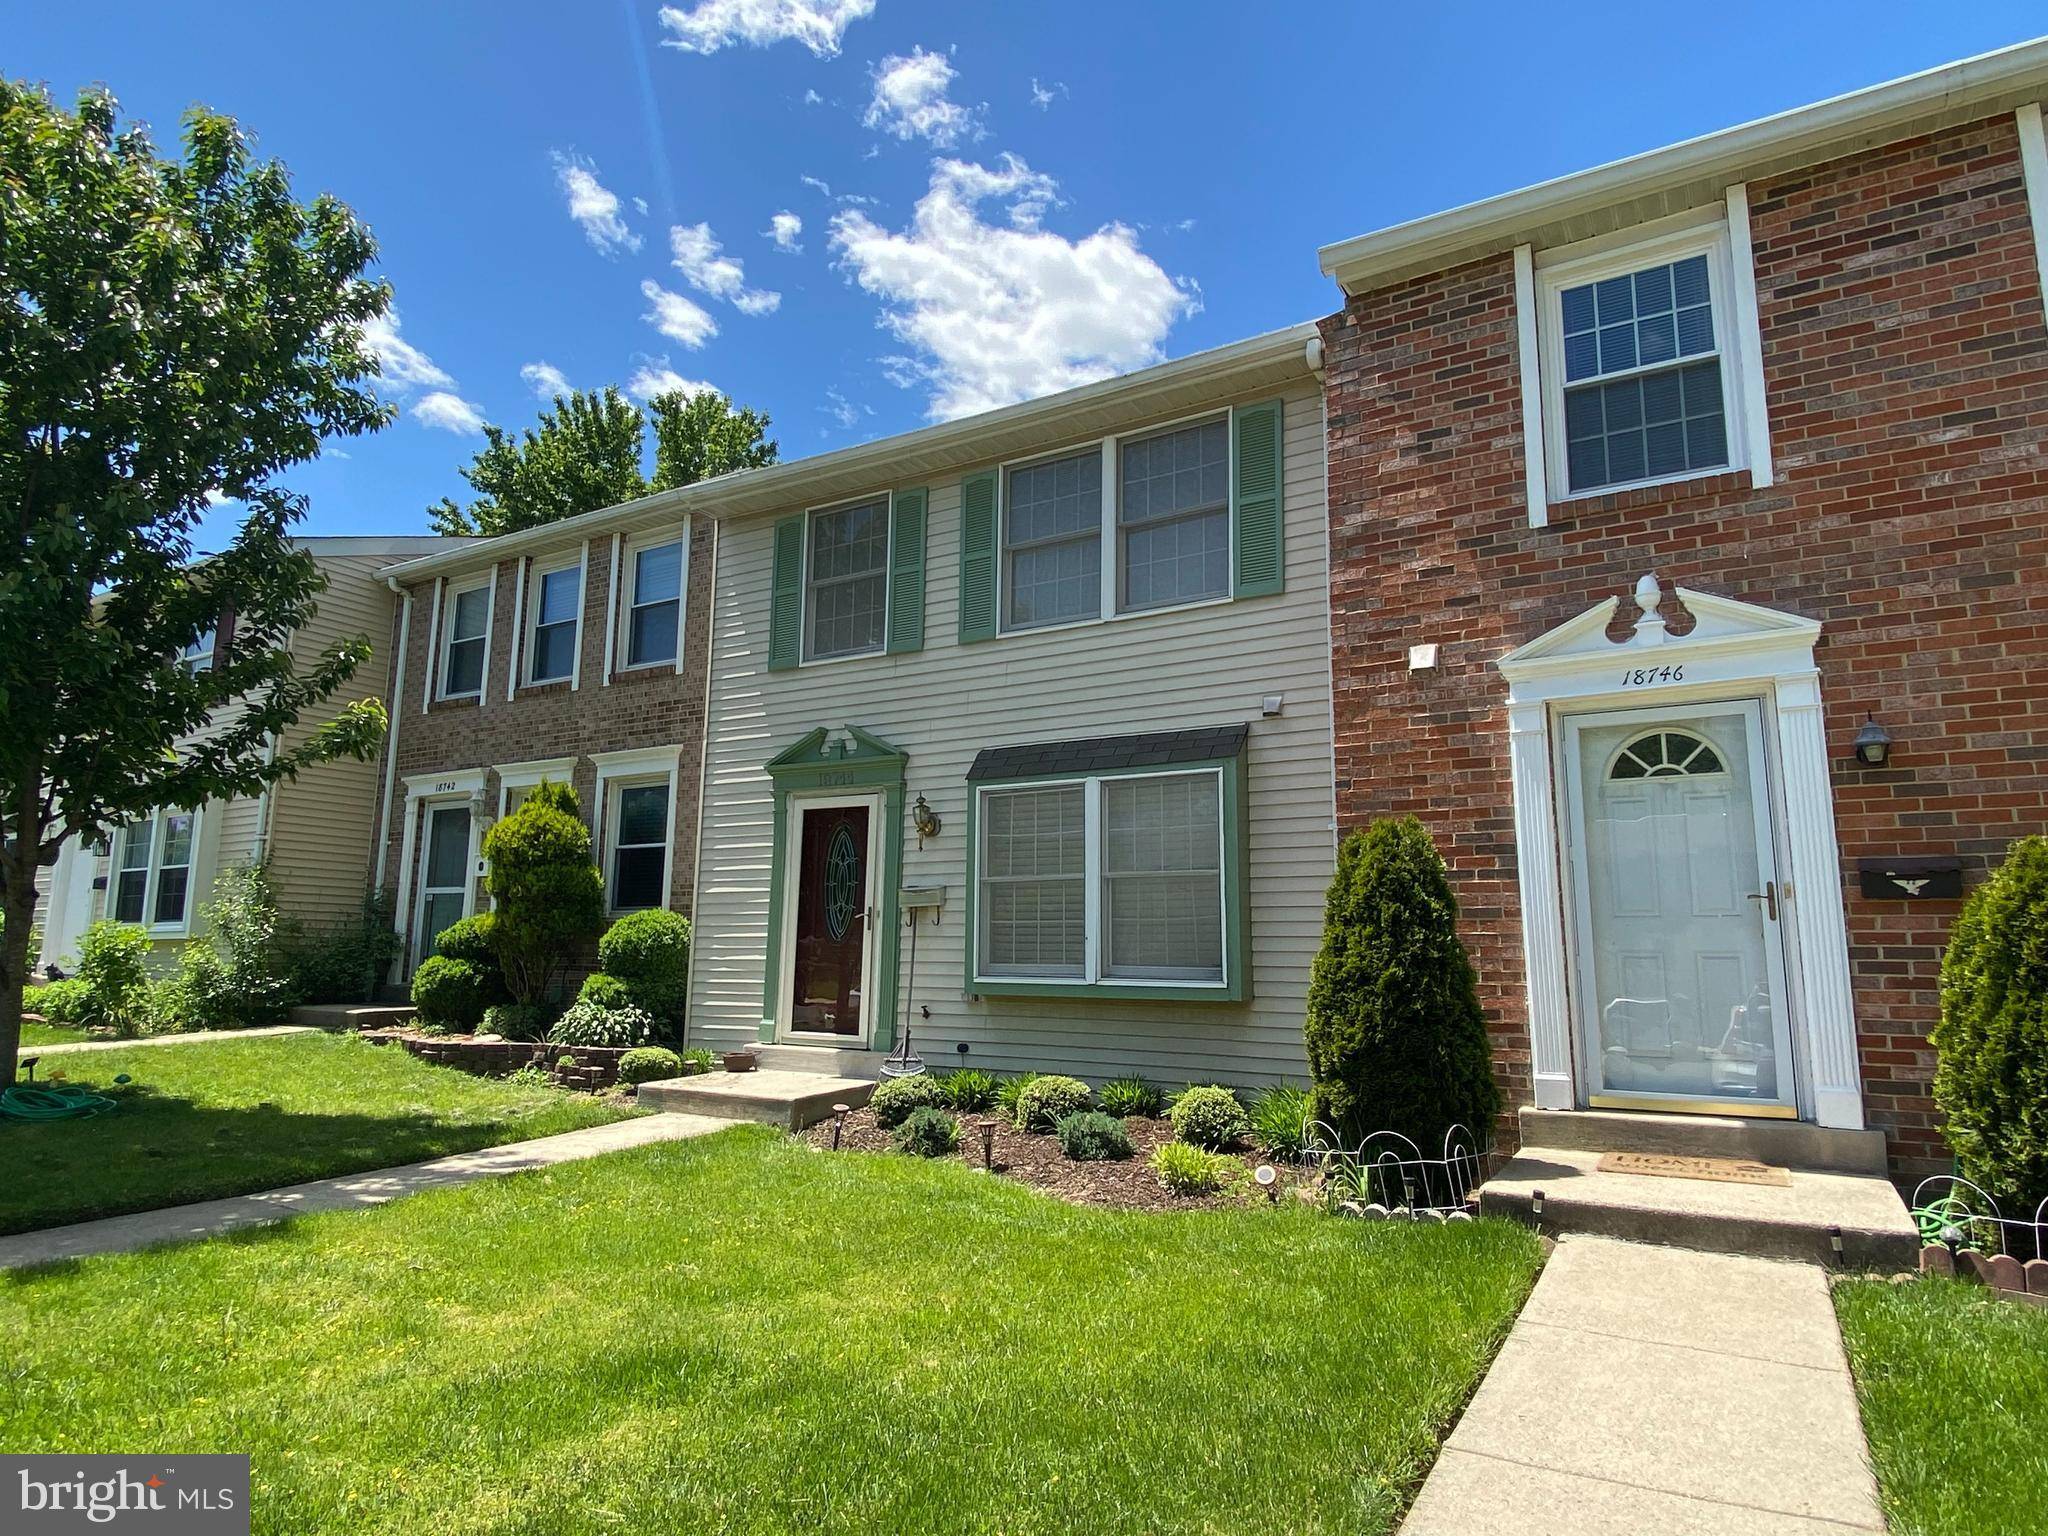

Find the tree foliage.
[
  {"left": 1303, "top": 818, "right": 1502, "bottom": 1151},
  {"left": 480, "top": 780, "right": 603, "bottom": 1004},
  {"left": 430, "top": 387, "right": 777, "bottom": 536},
  {"left": 0, "top": 80, "right": 394, "bottom": 1076}
]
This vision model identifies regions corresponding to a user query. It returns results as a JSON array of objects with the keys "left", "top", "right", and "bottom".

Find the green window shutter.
[
  {"left": 958, "top": 471, "right": 999, "bottom": 643},
  {"left": 1231, "top": 400, "right": 1285, "bottom": 598},
  {"left": 886, "top": 488, "right": 927, "bottom": 654},
  {"left": 767, "top": 514, "right": 804, "bottom": 672}
]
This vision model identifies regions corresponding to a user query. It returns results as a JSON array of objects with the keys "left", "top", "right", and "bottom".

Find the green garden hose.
[{"left": 0, "top": 1083, "right": 117, "bottom": 1121}]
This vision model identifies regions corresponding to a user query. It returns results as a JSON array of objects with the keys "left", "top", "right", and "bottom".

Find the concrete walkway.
[
  {"left": 0, "top": 1112, "right": 728, "bottom": 1271},
  {"left": 1402, "top": 1235, "right": 1883, "bottom": 1534},
  {"left": 27, "top": 1025, "right": 318, "bottom": 1055}
]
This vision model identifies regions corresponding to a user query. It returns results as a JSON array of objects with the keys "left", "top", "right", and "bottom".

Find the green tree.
[
  {"left": 0, "top": 82, "right": 393, "bottom": 1081},
  {"left": 1934, "top": 836, "right": 2048, "bottom": 1215},
  {"left": 1303, "top": 818, "right": 1502, "bottom": 1152},
  {"left": 429, "top": 388, "right": 777, "bottom": 536},
  {"left": 480, "top": 780, "right": 603, "bottom": 1004}
]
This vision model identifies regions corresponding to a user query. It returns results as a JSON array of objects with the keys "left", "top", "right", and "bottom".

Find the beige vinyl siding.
[{"left": 689, "top": 383, "right": 1334, "bottom": 1086}]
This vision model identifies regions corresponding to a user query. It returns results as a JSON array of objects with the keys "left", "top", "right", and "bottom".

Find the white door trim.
[
  {"left": 1498, "top": 573, "right": 1865, "bottom": 1130},
  {"left": 774, "top": 789, "right": 885, "bottom": 1047}
]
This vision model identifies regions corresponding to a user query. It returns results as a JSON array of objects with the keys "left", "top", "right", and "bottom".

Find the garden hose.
[{"left": 0, "top": 1083, "right": 118, "bottom": 1121}]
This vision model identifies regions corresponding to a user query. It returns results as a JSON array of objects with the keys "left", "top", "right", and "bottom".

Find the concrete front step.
[
  {"left": 637, "top": 1069, "right": 875, "bottom": 1130},
  {"left": 1518, "top": 1106, "right": 1889, "bottom": 1174},
  {"left": 1479, "top": 1146, "right": 1919, "bottom": 1269},
  {"left": 745, "top": 1043, "right": 886, "bottom": 1081},
  {"left": 287, "top": 1003, "right": 416, "bottom": 1030}
]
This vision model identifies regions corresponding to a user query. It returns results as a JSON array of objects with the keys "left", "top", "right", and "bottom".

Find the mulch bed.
[{"left": 801, "top": 1105, "right": 1319, "bottom": 1213}]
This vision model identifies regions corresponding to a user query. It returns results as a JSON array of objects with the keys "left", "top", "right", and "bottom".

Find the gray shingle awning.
[{"left": 966, "top": 724, "right": 1249, "bottom": 782}]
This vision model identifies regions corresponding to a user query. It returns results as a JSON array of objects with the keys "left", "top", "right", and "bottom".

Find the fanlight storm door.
[
  {"left": 1561, "top": 700, "right": 1797, "bottom": 1115},
  {"left": 782, "top": 796, "right": 879, "bottom": 1041}
]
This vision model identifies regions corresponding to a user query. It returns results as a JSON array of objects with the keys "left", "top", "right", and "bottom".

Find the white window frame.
[
  {"left": 618, "top": 525, "right": 689, "bottom": 675},
  {"left": 1113, "top": 410, "right": 1234, "bottom": 616},
  {"left": 495, "top": 756, "right": 577, "bottom": 819},
  {"left": 999, "top": 441, "right": 1109, "bottom": 634},
  {"left": 592, "top": 745, "right": 682, "bottom": 915},
  {"left": 109, "top": 806, "right": 204, "bottom": 936},
  {"left": 438, "top": 576, "right": 494, "bottom": 702},
  {"left": 1520, "top": 197, "right": 1772, "bottom": 524},
  {"left": 524, "top": 552, "right": 585, "bottom": 688},
  {"left": 800, "top": 494, "right": 892, "bottom": 666},
  {"left": 972, "top": 766, "right": 1228, "bottom": 991},
  {"left": 180, "top": 629, "right": 217, "bottom": 674}
]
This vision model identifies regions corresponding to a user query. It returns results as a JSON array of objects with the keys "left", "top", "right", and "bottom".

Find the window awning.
[{"left": 967, "top": 724, "right": 1248, "bottom": 782}]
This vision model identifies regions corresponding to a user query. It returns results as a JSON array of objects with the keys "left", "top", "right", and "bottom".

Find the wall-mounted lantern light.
[
  {"left": 1852, "top": 715, "right": 1894, "bottom": 767},
  {"left": 912, "top": 793, "right": 941, "bottom": 844}
]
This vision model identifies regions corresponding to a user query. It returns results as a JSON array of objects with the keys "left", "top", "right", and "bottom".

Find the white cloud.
[
  {"left": 821, "top": 386, "right": 870, "bottom": 429},
  {"left": 800, "top": 173, "right": 833, "bottom": 198},
  {"left": 658, "top": 0, "right": 874, "bottom": 58},
  {"left": 204, "top": 488, "right": 237, "bottom": 508},
  {"left": 669, "top": 222, "right": 781, "bottom": 314},
  {"left": 551, "top": 153, "right": 640, "bottom": 256},
  {"left": 521, "top": 361, "right": 572, "bottom": 399},
  {"left": 633, "top": 196, "right": 650, "bottom": 216},
  {"left": 803, "top": 89, "right": 824, "bottom": 105},
  {"left": 625, "top": 359, "right": 717, "bottom": 401},
  {"left": 829, "top": 154, "right": 1196, "bottom": 421},
  {"left": 640, "top": 279, "right": 720, "bottom": 348},
  {"left": 413, "top": 390, "right": 488, "bottom": 435},
  {"left": 864, "top": 47, "right": 979, "bottom": 147},
  {"left": 765, "top": 210, "right": 804, "bottom": 253},
  {"left": 1029, "top": 77, "right": 1065, "bottom": 110},
  {"left": 360, "top": 308, "right": 455, "bottom": 391}
]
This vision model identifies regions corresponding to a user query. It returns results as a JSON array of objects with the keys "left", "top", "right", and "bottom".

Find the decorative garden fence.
[
  {"left": 1308, "top": 1122, "right": 1489, "bottom": 1221},
  {"left": 1909, "top": 1174, "right": 2048, "bottom": 1302}
]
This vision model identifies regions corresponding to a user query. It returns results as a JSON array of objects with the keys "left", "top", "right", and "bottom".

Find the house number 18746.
[{"left": 1620, "top": 664, "right": 1684, "bottom": 686}]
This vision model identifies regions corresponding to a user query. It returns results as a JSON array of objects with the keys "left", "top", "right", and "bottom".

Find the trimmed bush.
[
  {"left": 598, "top": 909, "right": 692, "bottom": 1024},
  {"left": 547, "top": 998, "right": 654, "bottom": 1048},
  {"left": 1013, "top": 1074, "right": 1092, "bottom": 1133},
  {"left": 1151, "top": 1142, "right": 1237, "bottom": 1197},
  {"left": 940, "top": 1068, "right": 999, "bottom": 1112},
  {"left": 432, "top": 912, "right": 509, "bottom": 1003},
  {"left": 411, "top": 955, "right": 488, "bottom": 1031},
  {"left": 1934, "top": 835, "right": 2048, "bottom": 1214},
  {"left": 1098, "top": 1075, "right": 1163, "bottom": 1120},
  {"left": 994, "top": 1072, "right": 1039, "bottom": 1124},
  {"left": 617, "top": 1046, "right": 685, "bottom": 1086},
  {"left": 1304, "top": 818, "right": 1501, "bottom": 1150},
  {"left": 577, "top": 972, "right": 635, "bottom": 1012},
  {"left": 1250, "top": 1085, "right": 1317, "bottom": 1163},
  {"left": 870, "top": 1072, "right": 946, "bottom": 1129},
  {"left": 282, "top": 890, "right": 403, "bottom": 1006},
  {"left": 1056, "top": 1110, "right": 1134, "bottom": 1162},
  {"left": 894, "top": 1106, "right": 960, "bottom": 1158},
  {"left": 482, "top": 781, "right": 604, "bottom": 1004},
  {"left": 482, "top": 1002, "right": 553, "bottom": 1042},
  {"left": 76, "top": 921, "right": 152, "bottom": 1035},
  {"left": 24, "top": 978, "right": 91, "bottom": 1023},
  {"left": 1170, "top": 1084, "right": 1250, "bottom": 1150}
]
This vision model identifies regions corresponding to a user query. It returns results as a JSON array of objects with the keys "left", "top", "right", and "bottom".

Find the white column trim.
[
  {"left": 1512, "top": 244, "right": 1547, "bottom": 529},
  {"left": 675, "top": 514, "right": 692, "bottom": 678},
  {"left": 1508, "top": 701, "right": 1575, "bottom": 1108},
  {"left": 420, "top": 577, "right": 444, "bottom": 715},
  {"left": 478, "top": 564, "right": 500, "bottom": 707},
  {"left": 2017, "top": 104, "right": 2048, "bottom": 322},
  {"left": 504, "top": 557, "right": 526, "bottom": 703},
  {"left": 390, "top": 794, "right": 420, "bottom": 984},
  {"left": 601, "top": 531, "right": 622, "bottom": 685},
  {"left": 570, "top": 539, "right": 590, "bottom": 691},
  {"left": 1724, "top": 183, "right": 1775, "bottom": 490}
]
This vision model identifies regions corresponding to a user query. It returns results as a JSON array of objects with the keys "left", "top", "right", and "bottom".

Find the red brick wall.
[
  {"left": 377, "top": 520, "right": 714, "bottom": 948},
  {"left": 1319, "top": 115, "right": 2048, "bottom": 1182}
]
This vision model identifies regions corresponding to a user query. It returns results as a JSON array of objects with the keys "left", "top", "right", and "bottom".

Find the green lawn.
[
  {"left": 20, "top": 1019, "right": 92, "bottom": 1047},
  {"left": 2, "top": 1032, "right": 632, "bottom": 1235},
  {"left": 1835, "top": 1275, "right": 2048, "bottom": 1536},
  {"left": 1, "top": 1129, "right": 1542, "bottom": 1535}
]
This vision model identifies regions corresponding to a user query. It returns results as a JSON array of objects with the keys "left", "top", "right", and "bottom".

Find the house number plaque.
[{"left": 1619, "top": 664, "right": 1685, "bottom": 687}]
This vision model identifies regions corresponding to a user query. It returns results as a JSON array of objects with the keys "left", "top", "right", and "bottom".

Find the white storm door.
[{"left": 1562, "top": 700, "right": 1797, "bottom": 1114}]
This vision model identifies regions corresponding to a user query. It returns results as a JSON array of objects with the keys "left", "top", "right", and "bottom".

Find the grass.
[
  {"left": 20, "top": 1020, "right": 92, "bottom": 1047},
  {"left": 1, "top": 1032, "right": 632, "bottom": 1235},
  {"left": 2, "top": 1129, "right": 1543, "bottom": 1535},
  {"left": 1835, "top": 1275, "right": 2048, "bottom": 1536}
]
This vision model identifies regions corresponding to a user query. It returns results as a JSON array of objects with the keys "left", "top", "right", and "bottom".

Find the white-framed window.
[
  {"left": 803, "top": 496, "right": 889, "bottom": 662},
  {"left": 526, "top": 559, "right": 582, "bottom": 685},
  {"left": 593, "top": 745, "right": 681, "bottom": 915},
  {"left": 180, "top": 629, "right": 216, "bottom": 674},
  {"left": 1002, "top": 447, "right": 1103, "bottom": 630},
  {"left": 439, "top": 581, "right": 491, "bottom": 699},
  {"left": 1117, "top": 416, "right": 1230, "bottom": 612},
  {"left": 623, "top": 536, "right": 686, "bottom": 670},
  {"left": 495, "top": 756, "right": 577, "bottom": 819},
  {"left": 110, "top": 809, "right": 199, "bottom": 931},
  {"left": 1533, "top": 216, "right": 1756, "bottom": 502},
  {"left": 975, "top": 768, "right": 1225, "bottom": 987}
]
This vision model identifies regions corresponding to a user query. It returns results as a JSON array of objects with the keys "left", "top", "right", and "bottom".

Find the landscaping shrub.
[
  {"left": 894, "top": 1106, "right": 960, "bottom": 1158},
  {"left": 1151, "top": 1141, "right": 1237, "bottom": 1197},
  {"left": 1304, "top": 818, "right": 1501, "bottom": 1150},
  {"left": 597, "top": 908, "right": 692, "bottom": 1026},
  {"left": 576, "top": 972, "right": 634, "bottom": 1012},
  {"left": 870, "top": 1072, "right": 946, "bottom": 1128},
  {"left": 1098, "top": 1075, "right": 1163, "bottom": 1120},
  {"left": 411, "top": 956, "right": 488, "bottom": 1031},
  {"left": 681, "top": 1047, "right": 717, "bottom": 1075},
  {"left": 1013, "top": 1074, "right": 1092, "bottom": 1132},
  {"left": 1170, "top": 1084, "right": 1250, "bottom": 1150},
  {"left": 940, "top": 1068, "right": 999, "bottom": 1112},
  {"left": 1057, "top": 1110, "right": 1134, "bottom": 1162},
  {"left": 994, "top": 1072, "right": 1039, "bottom": 1124},
  {"left": 482, "top": 781, "right": 604, "bottom": 1004},
  {"left": 482, "top": 1002, "right": 554, "bottom": 1042},
  {"left": 1250, "top": 1085, "right": 1318, "bottom": 1163},
  {"left": 154, "top": 865, "right": 294, "bottom": 1031},
  {"left": 432, "top": 912, "right": 509, "bottom": 1002},
  {"left": 281, "top": 890, "right": 403, "bottom": 1005},
  {"left": 547, "top": 998, "right": 655, "bottom": 1049},
  {"left": 617, "top": 1046, "right": 684, "bottom": 1086},
  {"left": 25, "top": 978, "right": 91, "bottom": 1024},
  {"left": 1934, "top": 835, "right": 2048, "bottom": 1214},
  {"left": 76, "top": 921, "right": 153, "bottom": 1035}
]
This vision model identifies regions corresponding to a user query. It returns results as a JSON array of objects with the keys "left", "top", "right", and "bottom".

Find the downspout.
[
  {"left": 374, "top": 580, "right": 413, "bottom": 981},
  {"left": 682, "top": 517, "right": 717, "bottom": 1047}
]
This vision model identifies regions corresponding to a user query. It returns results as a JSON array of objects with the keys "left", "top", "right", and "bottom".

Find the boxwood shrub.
[
  {"left": 617, "top": 1046, "right": 685, "bottom": 1086},
  {"left": 1169, "top": 1084, "right": 1250, "bottom": 1150},
  {"left": 1056, "top": 1110, "right": 1133, "bottom": 1162},
  {"left": 411, "top": 955, "right": 487, "bottom": 1031},
  {"left": 894, "top": 1105, "right": 960, "bottom": 1158},
  {"left": 1013, "top": 1074, "right": 1092, "bottom": 1132},
  {"left": 870, "top": 1073, "right": 946, "bottom": 1128},
  {"left": 597, "top": 909, "right": 692, "bottom": 1024}
]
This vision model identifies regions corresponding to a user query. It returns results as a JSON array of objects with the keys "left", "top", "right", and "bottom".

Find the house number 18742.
[{"left": 1620, "top": 664, "right": 1684, "bottom": 686}]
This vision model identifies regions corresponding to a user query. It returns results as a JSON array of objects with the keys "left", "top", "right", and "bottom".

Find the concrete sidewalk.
[
  {"left": 1401, "top": 1235, "right": 1883, "bottom": 1534},
  {"left": 27, "top": 1025, "right": 318, "bottom": 1055},
  {"left": 0, "top": 1112, "right": 729, "bottom": 1271}
]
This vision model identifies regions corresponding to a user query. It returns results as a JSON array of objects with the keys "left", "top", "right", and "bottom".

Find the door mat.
[{"left": 1596, "top": 1151, "right": 1792, "bottom": 1186}]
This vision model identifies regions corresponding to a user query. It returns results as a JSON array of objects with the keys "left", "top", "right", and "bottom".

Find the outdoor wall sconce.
[
  {"left": 1852, "top": 714, "right": 1893, "bottom": 767},
  {"left": 912, "top": 793, "right": 941, "bottom": 845},
  {"left": 830, "top": 1103, "right": 850, "bottom": 1151},
  {"left": 976, "top": 1118, "right": 997, "bottom": 1172}
]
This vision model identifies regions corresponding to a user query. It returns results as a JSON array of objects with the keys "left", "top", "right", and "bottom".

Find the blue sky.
[{"left": 11, "top": 1, "right": 2045, "bottom": 543}]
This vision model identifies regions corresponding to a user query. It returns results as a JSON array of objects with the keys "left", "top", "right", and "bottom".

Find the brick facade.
[
  {"left": 377, "top": 519, "right": 715, "bottom": 956},
  {"left": 1319, "top": 115, "right": 2048, "bottom": 1182}
]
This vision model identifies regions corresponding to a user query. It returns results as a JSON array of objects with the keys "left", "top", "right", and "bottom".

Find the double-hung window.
[
  {"left": 440, "top": 582, "right": 490, "bottom": 699},
  {"left": 594, "top": 745, "right": 681, "bottom": 915},
  {"left": 528, "top": 562, "right": 581, "bottom": 684},
  {"left": 624, "top": 538, "right": 684, "bottom": 669},
  {"left": 180, "top": 629, "right": 216, "bottom": 674},
  {"left": 111, "top": 810, "right": 197, "bottom": 929},
  {"left": 804, "top": 497, "right": 889, "bottom": 661},
  {"left": 1118, "top": 417, "right": 1230, "bottom": 611},
  {"left": 1003, "top": 449, "right": 1102, "bottom": 630}
]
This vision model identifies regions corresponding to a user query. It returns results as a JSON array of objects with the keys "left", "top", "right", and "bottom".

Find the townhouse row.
[{"left": 43, "top": 41, "right": 2048, "bottom": 1181}]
